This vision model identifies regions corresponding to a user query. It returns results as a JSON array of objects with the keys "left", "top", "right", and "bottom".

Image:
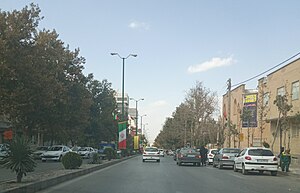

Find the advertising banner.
[
  {"left": 242, "top": 93, "right": 258, "bottom": 127},
  {"left": 134, "top": 136, "right": 139, "bottom": 150},
  {"left": 118, "top": 121, "right": 127, "bottom": 149}
]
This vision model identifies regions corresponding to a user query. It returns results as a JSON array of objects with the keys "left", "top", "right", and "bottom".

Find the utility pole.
[{"left": 227, "top": 78, "right": 232, "bottom": 147}]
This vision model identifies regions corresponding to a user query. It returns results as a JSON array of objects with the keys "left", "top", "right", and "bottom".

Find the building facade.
[{"left": 222, "top": 58, "right": 300, "bottom": 161}]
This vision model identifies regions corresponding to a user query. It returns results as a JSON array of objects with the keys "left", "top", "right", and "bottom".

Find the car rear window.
[
  {"left": 180, "top": 148, "right": 197, "bottom": 153},
  {"left": 145, "top": 148, "right": 158, "bottom": 152},
  {"left": 248, "top": 149, "right": 274, "bottom": 156},
  {"left": 223, "top": 149, "right": 240, "bottom": 153}
]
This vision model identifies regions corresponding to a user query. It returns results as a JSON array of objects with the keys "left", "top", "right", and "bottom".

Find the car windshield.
[
  {"left": 223, "top": 149, "right": 240, "bottom": 153},
  {"left": 36, "top": 146, "right": 48, "bottom": 151},
  {"left": 79, "top": 147, "right": 89, "bottom": 151},
  {"left": 49, "top": 147, "right": 62, "bottom": 151},
  {"left": 248, "top": 149, "right": 274, "bottom": 156},
  {"left": 145, "top": 148, "right": 158, "bottom": 152}
]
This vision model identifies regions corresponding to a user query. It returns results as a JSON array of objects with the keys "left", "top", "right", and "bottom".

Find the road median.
[{"left": 1, "top": 155, "right": 136, "bottom": 193}]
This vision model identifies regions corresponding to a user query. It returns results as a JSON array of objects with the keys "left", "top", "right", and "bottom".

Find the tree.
[
  {"left": 272, "top": 94, "right": 292, "bottom": 151},
  {"left": 0, "top": 136, "right": 36, "bottom": 182}
]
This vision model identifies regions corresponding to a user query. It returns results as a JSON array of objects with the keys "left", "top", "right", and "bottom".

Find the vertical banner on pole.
[
  {"left": 134, "top": 136, "right": 139, "bottom": 150},
  {"left": 118, "top": 121, "right": 127, "bottom": 149}
]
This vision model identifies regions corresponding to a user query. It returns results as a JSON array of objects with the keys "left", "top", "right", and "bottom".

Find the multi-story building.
[
  {"left": 257, "top": 58, "right": 300, "bottom": 157},
  {"left": 115, "top": 92, "right": 129, "bottom": 119},
  {"left": 222, "top": 85, "right": 259, "bottom": 149},
  {"left": 222, "top": 58, "right": 300, "bottom": 163}
]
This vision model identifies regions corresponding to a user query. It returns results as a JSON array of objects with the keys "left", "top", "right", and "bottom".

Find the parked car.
[
  {"left": 41, "top": 145, "right": 71, "bottom": 162},
  {"left": 77, "top": 147, "right": 96, "bottom": 159},
  {"left": 207, "top": 149, "right": 218, "bottom": 165},
  {"left": 142, "top": 147, "right": 160, "bottom": 162},
  {"left": 158, "top": 149, "right": 164, "bottom": 157},
  {"left": 176, "top": 148, "right": 201, "bottom": 166},
  {"left": 0, "top": 144, "right": 9, "bottom": 158},
  {"left": 213, "top": 148, "right": 240, "bottom": 169},
  {"left": 33, "top": 146, "right": 49, "bottom": 160},
  {"left": 234, "top": 147, "right": 278, "bottom": 176}
]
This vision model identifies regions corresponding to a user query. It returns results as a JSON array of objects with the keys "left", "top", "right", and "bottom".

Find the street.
[{"left": 37, "top": 156, "right": 300, "bottom": 193}]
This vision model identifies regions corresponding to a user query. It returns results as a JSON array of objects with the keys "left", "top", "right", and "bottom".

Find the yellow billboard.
[{"left": 134, "top": 136, "right": 139, "bottom": 150}]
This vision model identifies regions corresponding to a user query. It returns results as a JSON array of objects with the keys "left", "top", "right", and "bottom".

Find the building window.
[
  {"left": 292, "top": 81, "right": 299, "bottom": 100},
  {"left": 263, "top": 93, "right": 269, "bottom": 106},
  {"left": 277, "top": 87, "right": 285, "bottom": 96}
]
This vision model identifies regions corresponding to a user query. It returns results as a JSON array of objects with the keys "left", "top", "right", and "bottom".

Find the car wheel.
[
  {"left": 142, "top": 159, "right": 145, "bottom": 162},
  {"left": 178, "top": 162, "right": 182, "bottom": 166},
  {"left": 157, "top": 159, "right": 160, "bottom": 162},
  {"left": 197, "top": 162, "right": 201, "bottom": 167},
  {"left": 233, "top": 164, "right": 238, "bottom": 172},
  {"left": 271, "top": 171, "right": 277, "bottom": 176},
  {"left": 58, "top": 155, "right": 62, "bottom": 162},
  {"left": 259, "top": 171, "right": 264, "bottom": 175},
  {"left": 242, "top": 165, "right": 248, "bottom": 175},
  {"left": 42, "top": 160, "right": 46, "bottom": 162}
]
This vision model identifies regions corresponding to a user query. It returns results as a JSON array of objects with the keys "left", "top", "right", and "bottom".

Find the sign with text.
[{"left": 242, "top": 93, "right": 258, "bottom": 128}]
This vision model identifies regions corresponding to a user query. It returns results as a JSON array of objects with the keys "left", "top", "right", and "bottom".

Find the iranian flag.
[{"left": 118, "top": 121, "right": 127, "bottom": 149}]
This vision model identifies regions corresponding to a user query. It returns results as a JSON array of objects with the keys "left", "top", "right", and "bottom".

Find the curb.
[{"left": 2, "top": 156, "right": 136, "bottom": 193}]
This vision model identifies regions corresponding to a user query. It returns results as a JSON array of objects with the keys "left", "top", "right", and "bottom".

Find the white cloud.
[
  {"left": 187, "top": 56, "right": 235, "bottom": 73},
  {"left": 128, "top": 21, "right": 150, "bottom": 30}
]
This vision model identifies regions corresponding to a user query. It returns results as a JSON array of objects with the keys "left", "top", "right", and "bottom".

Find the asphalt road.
[{"left": 37, "top": 155, "right": 300, "bottom": 193}]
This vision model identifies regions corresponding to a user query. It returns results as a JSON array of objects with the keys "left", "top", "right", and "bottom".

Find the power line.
[{"left": 232, "top": 51, "right": 300, "bottom": 88}]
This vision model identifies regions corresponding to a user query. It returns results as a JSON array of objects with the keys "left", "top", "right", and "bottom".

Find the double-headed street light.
[
  {"left": 130, "top": 98, "right": 144, "bottom": 137},
  {"left": 111, "top": 53, "right": 137, "bottom": 121}
]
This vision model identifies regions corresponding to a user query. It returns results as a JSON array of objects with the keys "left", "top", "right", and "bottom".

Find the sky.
[{"left": 1, "top": 0, "right": 300, "bottom": 143}]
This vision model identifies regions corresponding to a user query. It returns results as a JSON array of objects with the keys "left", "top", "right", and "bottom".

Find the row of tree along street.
[
  {"left": 0, "top": 4, "right": 118, "bottom": 147},
  {"left": 154, "top": 81, "right": 224, "bottom": 149}
]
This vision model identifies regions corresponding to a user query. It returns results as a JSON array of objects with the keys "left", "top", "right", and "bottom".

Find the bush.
[
  {"left": 89, "top": 153, "right": 102, "bottom": 164},
  {"left": 263, "top": 141, "right": 270, "bottom": 148},
  {"left": 62, "top": 152, "right": 82, "bottom": 169},
  {"left": 103, "top": 147, "right": 114, "bottom": 161}
]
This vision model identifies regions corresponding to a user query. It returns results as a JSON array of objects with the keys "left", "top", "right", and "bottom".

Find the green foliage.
[
  {"left": 0, "top": 136, "right": 36, "bottom": 183},
  {"left": 61, "top": 152, "right": 82, "bottom": 169},
  {"left": 103, "top": 147, "right": 114, "bottom": 160},
  {"left": 0, "top": 4, "right": 118, "bottom": 146},
  {"left": 89, "top": 153, "right": 102, "bottom": 164},
  {"left": 263, "top": 141, "right": 270, "bottom": 148}
]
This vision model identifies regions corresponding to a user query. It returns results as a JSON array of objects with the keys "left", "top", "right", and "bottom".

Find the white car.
[
  {"left": 41, "top": 145, "right": 71, "bottom": 162},
  {"left": 143, "top": 147, "right": 160, "bottom": 162},
  {"left": 77, "top": 147, "right": 96, "bottom": 159},
  {"left": 158, "top": 149, "right": 164, "bottom": 157},
  {"left": 33, "top": 146, "right": 49, "bottom": 159},
  {"left": 207, "top": 149, "right": 218, "bottom": 165},
  {"left": 234, "top": 147, "right": 278, "bottom": 176}
]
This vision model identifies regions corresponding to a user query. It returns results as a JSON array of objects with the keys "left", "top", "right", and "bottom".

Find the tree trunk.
[{"left": 17, "top": 172, "right": 23, "bottom": 183}]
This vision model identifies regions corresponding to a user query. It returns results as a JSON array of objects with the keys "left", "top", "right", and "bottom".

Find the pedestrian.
[
  {"left": 199, "top": 146, "right": 208, "bottom": 166},
  {"left": 280, "top": 149, "right": 291, "bottom": 172}
]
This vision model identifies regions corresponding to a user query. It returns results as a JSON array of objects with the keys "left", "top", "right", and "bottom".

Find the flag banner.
[
  {"left": 118, "top": 121, "right": 127, "bottom": 149},
  {"left": 134, "top": 136, "right": 139, "bottom": 150}
]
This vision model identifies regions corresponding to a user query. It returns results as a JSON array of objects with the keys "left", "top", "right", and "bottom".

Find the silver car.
[{"left": 213, "top": 148, "right": 240, "bottom": 169}]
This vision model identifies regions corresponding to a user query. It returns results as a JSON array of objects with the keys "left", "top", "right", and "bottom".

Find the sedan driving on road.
[
  {"left": 213, "top": 148, "right": 240, "bottom": 169},
  {"left": 143, "top": 147, "right": 160, "bottom": 162},
  {"left": 234, "top": 147, "right": 278, "bottom": 176},
  {"left": 176, "top": 148, "right": 201, "bottom": 166}
]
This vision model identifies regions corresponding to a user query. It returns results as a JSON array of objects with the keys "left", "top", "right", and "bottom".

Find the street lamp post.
[
  {"left": 130, "top": 98, "right": 144, "bottom": 137},
  {"left": 111, "top": 53, "right": 137, "bottom": 121}
]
